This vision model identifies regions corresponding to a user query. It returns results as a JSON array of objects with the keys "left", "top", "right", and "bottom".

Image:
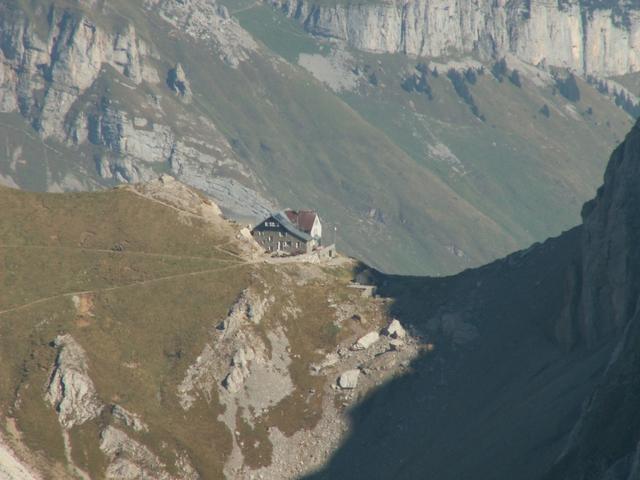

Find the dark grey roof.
[
  {"left": 272, "top": 212, "right": 312, "bottom": 240},
  {"left": 255, "top": 211, "right": 312, "bottom": 241}
]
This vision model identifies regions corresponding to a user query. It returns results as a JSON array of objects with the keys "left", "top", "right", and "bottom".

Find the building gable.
[
  {"left": 310, "top": 215, "right": 322, "bottom": 239},
  {"left": 253, "top": 213, "right": 311, "bottom": 241}
]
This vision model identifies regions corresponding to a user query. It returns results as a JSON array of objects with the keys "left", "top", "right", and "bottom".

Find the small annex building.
[{"left": 252, "top": 209, "right": 322, "bottom": 255}]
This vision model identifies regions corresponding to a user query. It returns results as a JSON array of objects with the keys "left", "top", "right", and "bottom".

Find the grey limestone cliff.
[
  {"left": 545, "top": 123, "right": 640, "bottom": 475},
  {"left": 274, "top": 0, "right": 640, "bottom": 76},
  {"left": 0, "top": 1, "right": 271, "bottom": 217},
  {"left": 556, "top": 119, "right": 640, "bottom": 346}
]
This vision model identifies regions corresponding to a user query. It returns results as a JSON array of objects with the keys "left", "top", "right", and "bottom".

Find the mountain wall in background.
[{"left": 276, "top": 0, "right": 640, "bottom": 76}]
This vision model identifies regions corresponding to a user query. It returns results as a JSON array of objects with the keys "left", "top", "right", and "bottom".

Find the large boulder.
[
  {"left": 352, "top": 331, "right": 380, "bottom": 350},
  {"left": 167, "top": 63, "right": 192, "bottom": 102},
  {"left": 44, "top": 334, "right": 103, "bottom": 429},
  {"left": 337, "top": 370, "right": 360, "bottom": 389},
  {"left": 384, "top": 319, "right": 406, "bottom": 339}
]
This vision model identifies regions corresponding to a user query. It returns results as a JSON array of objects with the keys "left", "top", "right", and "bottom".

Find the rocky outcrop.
[
  {"left": 384, "top": 319, "right": 406, "bottom": 339},
  {"left": 222, "top": 347, "right": 256, "bottom": 393},
  {"left": 218, "top": 288, "right": 269, "bottom": 334},
  {"left": 337, "top": 369, "right": 359, "bottom": 389},
  {"left": 167, "top": 63, "right": 192, "bottom": 102},
  {"left": 145, "top": 0, "right": 257, "bottom": 67},
  {"left": 44, "top": 334, "right": 103, "bottom": 430},
  {"left": 0, "top": 5, "right": 154, "bottom": 140},
  {"left": 580, "top": 121, "right": 640, "bottom": 337},
  {"left": 111, "top": 405, "right": 149, "bottom": 433},
  {"left": 274, "top": 0, "right": 640, "bottom": 76},
  {"left": 556, "top": 119, "right": 640, "bottom": 346},
  {"left": 0, "top": 0, "right": 254, "bottom": 138},
  {"left": 127, "top": 174, "right": 223, "bottom": 221},
  {"left": 44, "top": 335, "right": 186, "bottom": 477},
  {"left": 547, "top": 210, "right": 640, "bottom": 478},
  {"left": 86, "top": 106, "right": 176, "bottom": 183},
  {"left": 0, "top": 2, "right": 272, "bottom": 219},
  {"left": 351, "top": 331, "right": 380, "bottom": 350},
  {"left": 177, "top": 344, "right": 219, "bottom": 411},
  {"left": 100, "top": 426, "right": 175, "bottom": 480},
  {"left": 178, "top": 288, "right": 273, "bottom": 409}
]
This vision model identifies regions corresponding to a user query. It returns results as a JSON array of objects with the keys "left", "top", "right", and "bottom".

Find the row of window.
[
  {"left": 256, "top": 230, "right": 289, "bottom": 238},
  {"left": 257, "top": 238, "right": 303, "bottom": 249}
]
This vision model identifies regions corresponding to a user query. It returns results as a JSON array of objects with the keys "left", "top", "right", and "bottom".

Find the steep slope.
[
  {"left": 0, "top": 0, "right": 637, "bottom": 275},
  {"left": 544, "top": 119, "right": 640, "bottom": 480},
  {"left": 303, "top": 120, "right": 640, "bottom": 479}
]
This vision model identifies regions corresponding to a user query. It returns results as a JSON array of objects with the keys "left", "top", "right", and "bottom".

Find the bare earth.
[{"left": 0, "top": 437, "right": 39, "bottom": 480}]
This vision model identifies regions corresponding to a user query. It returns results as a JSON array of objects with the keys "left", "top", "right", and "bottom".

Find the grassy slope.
[
  {"left": 0, "top": 186, "right": 243, "bottom": 475},
  {"left": 0, "top": 184, "right": 382, "bottom": 478},
  {"left": 343, "top": 62, "right": 629, "bottom": 239}
]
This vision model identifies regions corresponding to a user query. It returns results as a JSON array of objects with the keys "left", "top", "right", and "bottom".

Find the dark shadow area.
[{"left": 304, "top": 227, "right": 617, "bottom": 480}]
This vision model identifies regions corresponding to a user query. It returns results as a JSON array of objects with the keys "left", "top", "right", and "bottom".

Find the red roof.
[{"left": 284, "top": 209, "right": 317, "bottom": 234}]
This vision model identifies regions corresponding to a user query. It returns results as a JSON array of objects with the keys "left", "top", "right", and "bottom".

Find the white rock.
[
  {"left": 385, "top": 319, "right": 406, "bottom": 339},
  {"left": 111, "top": 405, "right": 149, "bottom": 433},
  {"left": 222, "top": 365, "right": 246, "bottom": 393},
  {"left": 352, "top": 331, "right": 380, "bottom": 350},
  {"left": 44, "top": 334, "right": 103, "bottom": 429},
  {"left": 100, "top": 426, "right": 173, "bottom": 480},
  {"left": 232, "top": 347, "right": 254, "bottom": 369},
  {"left": 239, "top": 227, "right": 253, "bottom": 241},
  {"left": 167, "top": 63, "right": 192, "bottom": 101},
  {"left": 310, "top": 353, "right": 340, "bottom": 373},
  {"left": 218, "top": 289, "right": 269, "bottom": 333},
  {"left": 281, "top": 0, "right": 640, "bottom": 76},
  {"left": 337, "top": 369, "right": 360, "bottom": 389},
  {"left": 389, "top": 339, "right": 404, "bottom": 351},
  {"left": 133, "top": 117, "right": 148, "bottom": 128}
]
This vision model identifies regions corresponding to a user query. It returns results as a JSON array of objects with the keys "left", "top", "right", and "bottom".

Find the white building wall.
[{"left": 311, "top": 216, "right": 322, "bottom": 240}]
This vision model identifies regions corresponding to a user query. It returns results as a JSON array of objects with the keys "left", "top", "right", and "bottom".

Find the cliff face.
[
  {"left": 276, "top": 0, "right": 640, "bottom": 76},
  {"left": 0, "top": 0, "right": 255, "bottom": 140},
  {"left": 578, "top": 124, "right": 640, "bottom": 340},
  {"left": 540, "top": 125, "right": 640, "bottom": 479},
  {"left": 0, "top": 5, "right": 152, "bottom": 140},
  {"left": 0, "top": 1, "right": 267, "bottom": 217},
  {"left": 554, "top": 120, "right": 640, "bottom": 347}
]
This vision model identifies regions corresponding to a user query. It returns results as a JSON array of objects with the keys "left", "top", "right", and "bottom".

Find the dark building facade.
[{"left": 251, "top": 210, "right": 322, "bottom": 255}]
